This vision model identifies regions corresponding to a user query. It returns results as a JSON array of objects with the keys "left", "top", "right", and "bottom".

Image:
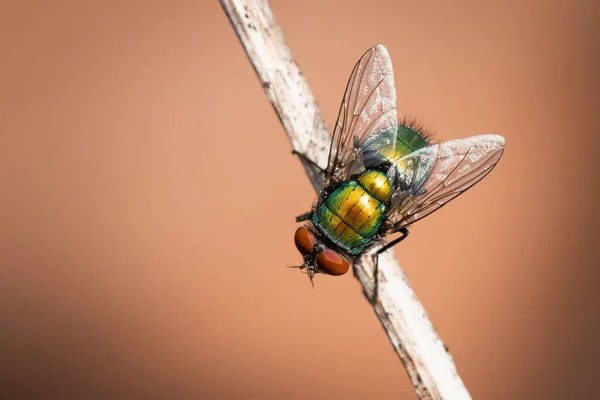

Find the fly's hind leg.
[
  {"left": 368, "top": 227, "right": 409, "bottom": 305},
  {"left": 292, "top": 150, "right": 326, "bottom": 174}
]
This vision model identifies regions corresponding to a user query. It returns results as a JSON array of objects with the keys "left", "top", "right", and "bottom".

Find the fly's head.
[{"left": 292, "top": 226, "right": 350, "bottom": 286}]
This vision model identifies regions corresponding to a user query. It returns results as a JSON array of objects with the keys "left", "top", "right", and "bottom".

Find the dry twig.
[{"left": 220, "top": 1, "right": 472, "bottom": 398}]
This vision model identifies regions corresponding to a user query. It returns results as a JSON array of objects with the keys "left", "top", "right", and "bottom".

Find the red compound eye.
[
  {"left": 316, "top": 249, "right": 349, "bottom": 276},
  {"left": 294, "top": 227, "right": 316, "bottom": 255}
]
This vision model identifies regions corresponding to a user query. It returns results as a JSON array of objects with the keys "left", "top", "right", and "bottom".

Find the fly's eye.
[
  {"left": 294, "top": 227, "right": 316, "bottom": 255},
  {"left": 316, "top": 249, "right": 349, "bottom": 276}
]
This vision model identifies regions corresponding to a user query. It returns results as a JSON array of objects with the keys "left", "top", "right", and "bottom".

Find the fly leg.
[
  {"left": 368, "top": 227, "right": 409, "bottom": 305},
  {"left": 292, "top": 150, "right": 326, "bottom": 174},
  {"left": 296, "top": 212, "right": 312, "bottom": 222}
]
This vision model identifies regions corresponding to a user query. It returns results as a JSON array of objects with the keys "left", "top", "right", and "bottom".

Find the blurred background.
[{"left": 2, "top": 0, "right": 599, "bottom": 398}]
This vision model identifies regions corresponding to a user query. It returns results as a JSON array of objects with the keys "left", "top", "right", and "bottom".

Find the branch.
[{"left": 220, "top": 1, "right": 472, "bottom": 398}]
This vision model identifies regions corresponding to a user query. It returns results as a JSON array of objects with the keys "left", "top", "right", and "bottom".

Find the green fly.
[{"left": 291, "top": 45, "right": 504, "bottom": 297}]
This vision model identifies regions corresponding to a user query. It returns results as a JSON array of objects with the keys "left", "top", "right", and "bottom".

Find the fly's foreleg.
[
  {"left": 368, "top": 227, "right": 409, "bottom": 305},
  {"left": 296, "top": 212, "right": 312, "bottom": 223}
]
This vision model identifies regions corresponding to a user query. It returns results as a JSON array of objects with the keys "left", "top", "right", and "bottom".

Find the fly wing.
[
  {"left": 384, "top": 134, "right": 505, "bottom": 232},
  {"left": 324, "top": 45, "right": 398, "bottom": 190}
]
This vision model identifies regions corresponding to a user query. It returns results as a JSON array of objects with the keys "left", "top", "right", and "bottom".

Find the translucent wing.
[
  {"left": 385, "top": 134, "right": 505, "bottom": 231},
  {"left": 325, "top": 45, "right": 398, "bottom": 189}
]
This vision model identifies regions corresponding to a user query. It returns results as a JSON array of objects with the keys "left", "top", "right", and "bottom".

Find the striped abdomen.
[{"left": 313, "top": 170, "right": 391, "bottom": 255}]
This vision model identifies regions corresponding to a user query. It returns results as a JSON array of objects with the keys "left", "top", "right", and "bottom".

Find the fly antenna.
[
  {"left": 307, "top": 269, "right": 315, "bottom": 290},
  {"left": 287, "top": 264, "right": 307, "bottom": 271}
]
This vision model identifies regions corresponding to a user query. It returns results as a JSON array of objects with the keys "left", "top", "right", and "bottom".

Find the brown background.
[{"left": 2, "top": 0, "right": 599, "bottom": 398}]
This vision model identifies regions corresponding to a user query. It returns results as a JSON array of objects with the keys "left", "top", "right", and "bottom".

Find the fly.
[{"left": 291, "top": 45, "right": 504, "bottom": 300}]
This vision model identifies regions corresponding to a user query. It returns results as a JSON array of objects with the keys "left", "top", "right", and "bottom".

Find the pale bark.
[{"left": 220, "top": 1, "right": 472, "bottom": 398}]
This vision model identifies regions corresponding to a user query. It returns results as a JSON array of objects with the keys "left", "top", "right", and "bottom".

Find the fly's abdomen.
[
  {"left": 365, "top": 124, "right": 430, "bottom": 167},
  {"left": 313, "top": 171, "right": 391, "bottom": 254}
]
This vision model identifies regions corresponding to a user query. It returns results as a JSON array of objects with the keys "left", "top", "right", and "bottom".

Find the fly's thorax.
[
  {"left": 312, "top": 171, "right": 390, "bottom": 255},
  {"left": 313, "top": 206, "right": 369, "bottom": 253},
  {"left": 324, "top": 181, "right": 386, "bottom": 237},
  {"left": 357, "top": 170, "right": 391, "bottom": 202}
]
